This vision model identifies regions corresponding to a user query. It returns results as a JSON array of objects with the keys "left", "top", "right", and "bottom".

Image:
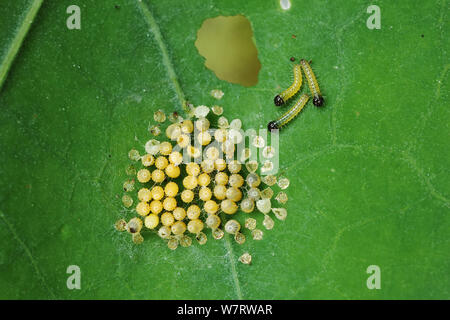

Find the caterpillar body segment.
[
  {"left": 268, "top": 94, "right": 310, "bottom": 131},
  {"left": 300, "top": 59, "right": 324, "bottom": 107},
  {"left": 274, "top": 64, "right": 302, "bottom": 106}
]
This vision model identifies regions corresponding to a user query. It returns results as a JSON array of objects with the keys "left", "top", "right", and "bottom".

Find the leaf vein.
[
  {"left": 223, "top": 233, "right": 243, "bottom": 300},
  {"left": 137, "top": 0, "right": 187, "bottom": 114},
  {"left": 0, "top": 210, "right": 56, "bottom": 298}
]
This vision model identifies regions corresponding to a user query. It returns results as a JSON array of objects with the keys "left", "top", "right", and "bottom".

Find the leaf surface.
[{"left": 0, "top": 0, "right": 448, "bottom": 299}]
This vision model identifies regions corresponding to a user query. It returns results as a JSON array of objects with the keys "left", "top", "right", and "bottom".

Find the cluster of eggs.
[{"left": 116, "top": 102, "right": 290, "bottom": 262}]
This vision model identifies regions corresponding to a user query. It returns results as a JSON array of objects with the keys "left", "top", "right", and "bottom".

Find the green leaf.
[{"left": 0, "top": 0, "right": 448, "bottom": 299}]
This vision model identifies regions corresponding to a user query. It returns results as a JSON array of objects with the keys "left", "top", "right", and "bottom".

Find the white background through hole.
[{"left": 280, "top": 0, "right": 291, "bottom": 10}]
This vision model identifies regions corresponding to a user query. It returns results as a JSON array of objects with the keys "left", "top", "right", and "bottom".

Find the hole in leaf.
[
  {"left": 195, "top": 15, "right": 261, "bottom": 87},
  {"left": 280, "top": 0, "right": 291, "bottom": 10}
]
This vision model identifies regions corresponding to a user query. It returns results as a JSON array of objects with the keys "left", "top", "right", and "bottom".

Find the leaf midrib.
[
  {"left": 137, "top": 0, "right": 188, "bottom": 114},
  {"left": 137, "top": 0, "right": 243, "bottom": 299},
  {"left": 0, "top": 0, "right": 43, "bottom": 91}
]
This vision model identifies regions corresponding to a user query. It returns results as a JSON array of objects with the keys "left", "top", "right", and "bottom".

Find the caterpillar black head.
[
  {"left": 267, "top": 121, "right": 279, "bottom": 132},
  {"left": 313, "top": 95, "right": 324, "bottom": 107},
  {"left": 274, "top": 95, "right": 284, "bottom": 106}
]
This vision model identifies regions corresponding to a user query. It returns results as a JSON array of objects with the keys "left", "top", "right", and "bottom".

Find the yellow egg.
[
  {"left": 136, "top": 201, "right": 150, "bottom": 216},
  {"left": 132, "top": 233, "right": 144, "bottom": 244},
  {"left": 195, "top": 118, "right": 210, "bottom": 131},
  {"left": 215, "top": 172, "right": 228, "bottom": 185},
  {"left": 221, "top": 199, "right": 238, "bottom": 214},
  {"left": 214, "top": 159, "right": 227, "bottom": 171},
  {"left": 165, "top": 164, "right": 180, "bottom": 178},
  {"left": 240, "top": 198, "right": 255, "bottom": 213},
  {"left": 138, "top": 188, "right": 152, "bottom": 202},
  {"left": 151, "top": 169, "right": 165, "bottom": 183},
  {"left": 187, "top": 219, "right": 204, "bottom": 234},
  {"left": 141, "top": 154, "right": 155, "bottom": 167},
  {"left": 201, "top": 159, "right": 215, "bottom": 173},
  {"left": 197, "top": 173, "right": 211, "bottom": 187},
  {"left": 144, "top": 214, "right": 159, "bottom": 229},
  {"left": 226, "top": 187, "right": 242, "bottom": 202},
  {"left": 122, "top": 194, "right": 133, "bottom": 208},
  {"left": 151, "top": 185, "right": 164, "bottom": 200},
  {"left": 169, "top": 151, "right": 183, "bottom": 165},
  {"left": 183, "top": 175, "right": 198, "bottom": 189},
  {"left": 228, "top": 160, "right": 242, "bottom": 173},
  {"left": 158, "top": 225, "right": 172, "bottom": 239},
  {"left": 161, "top": 212, "right": 175, "bottom": 226},
  {"left": 187, "top": 146, "right": 201, "bottom": 159},
  {"left": 181, "top": 189, "right": 194, "bottom": 203},
  {"left": 205, "top": 146, "right": 220, "bottom": 160},
  {"left": 206, "top": 214, "right": 221, "bottom": 229},
  {"left": 159, "top": 141, "right": 172, "bottom": 155},
  {"left": 115, "top": 219, "right": 127, "bottom": 231},
  {"left": 246, "top": 173, "right": 261, "bottom": 188},
  {"left": 166, "top": 123, "right": 181, "bottom": 140},
  {"left": 127, "top": 217, "right": 143, "bottom": 234},
  {"left": 163, "top": 197, "right": 177, "bottom": 211},
  {"left": 187, "top": 205, "right": 201, "bottom": 220},
  {"left": 224, "top": 219, "right": 240, "bottom": 234},
  {"left": 177, "top": 134, "right": 190, "bottom": 148},
  {"left": 186, "top": 162, "right": 200, "bottom": 176},
  {"left": 150, "top": 200, "right": 163, "bottom": 214},
  {"left": 229, "top": 174, "right": 244, "bottom": 188},
  {"left": 181, "top": 120, "right": 194, "bottom": 134},
  {"left": 155, "top": 156, "right": 168, "bottom": 170},
  {"left": 214, "top": 128, "right": 227, "bottom": 143},
  {"left": 164, "top": 181, "right": 179, "bottom": 197},
  {"left": 173, "top": 207, "right": 186, "bottom": 220},
  {"left": 213, "top": 185, "right": 227, "bottom": 200},
  {"left": 171, "top": 221, "right": 187, "bottom": 235},
  {"left": 137, "top": 169, "right": 151, "bottom": 183},
  {"left": 199, "top": 187, "right": 212, "bottom": 201},
  {"left": 204, "top": 200, "right": 219, "bottom": 215},
  {"left": 197, "top": 131, "right": 212, "bottom": 146}
]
